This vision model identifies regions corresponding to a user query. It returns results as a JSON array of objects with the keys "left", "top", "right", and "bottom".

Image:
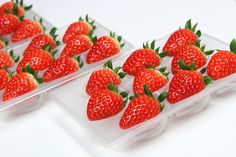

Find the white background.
[{"left": 0, "top": 0, "right": 236, "bottom": 156}]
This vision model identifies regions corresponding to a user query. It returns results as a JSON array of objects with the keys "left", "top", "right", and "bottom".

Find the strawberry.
[
  {"left": 123, "top": 40, "right": 166, "bottom": 75},
  {"left": 61, "top": 31, "right": 96, "bottom": 57},
  {"left": 167, "top": 60, "right": 212, "bottom": 104},
  {"left": 0, "top": 50, "right": 19, "bottom": 68},
  {"left": 0, "top": 13, "right": 20, "bottom": 36},
  {"left": 3, "top": 65, "right": 43, "bottom": 101},
  {"left": 163, "top": 19, "right": 201, "bottom": 56},
  {"left": 86, "top": 32, "right": 125, "bottom": 64},
  {"left": 133, "top": 67, "right": 168, "bottom": 94},
  {"left": 86, "top": 60, "right": 125, "bottom": 96},
  {"left": 16, "top": 45, "right": 56, "bottom": 73},
  {"left": 12, "top": 18, "right": 45, "bottom": 42},
  {"left": 120, "top": 84, "right": 167, "bottom": 129},
  {"left": 87, "top": 83, "right": 128, "bottom": 121},
  {"left": 24, "top": 27, "right": 60, "bottom": 56},
  {"left": 63, "top": 14, "right": 96, "bottom": 43},
  {"left": 0, "top": 36, "right": 8, "bottom": 49},
  {"left": 171, "top": 41, "right": 214, "bottom": 73},
  {"left": 0, "top": 69, "right": 11, "bottom": 90},
  {"left": 0, "top": 0, "right": 32, "bottom": 17},
  {"left": 207, "top": 39, "right": 236, "bottom": 80},
  {"left": 43, "top": 55, "right": 83, "bottom": 82}
]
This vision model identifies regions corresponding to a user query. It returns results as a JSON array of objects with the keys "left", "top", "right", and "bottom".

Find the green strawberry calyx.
[
  {"left": 33, "top": 16, "right": 46, "bottom": 31},
  {"left": 87, "top": 28, "right": 97, "bottom": 44},
  {"left": 230, "top": 38, "right": 236, "bottom": 54},
  {"left": 22, "top": 64, "right": 44, "bottom": 84},
  {"left": 109, "top": 32, "right": 125, "bottom": 49},
  {"left": 103, "top": 60, "right": 126, "bottom": 79},
  {"left": 145, "top": 65, "right": 169, "bottom": 79},
  {"left": 49, "top": 27, "right": 61, "bottom": 46},
  {"left": 108, "top": 83, "right": 129, "bottom": 105},
  {"left": 72, "top": 55, "right": 84, "bottom": 68},
  {"left": 42, "top": 44, "right": 58, "bottom": 59},
  {"left": 184, "top": 19, "right": 201, "bottom": 38},
  {"left": 178, "top": 59, "right": 197, "bottom": 71},
  {"left": 8, "top": 49, "right": 20, "bottom": 63},
  {"left": 79, "top": 14, "right": 96, "bottom": 32},
  {"left": 0, "top": 36, "right": 9, "bottom": 46},
  {"left": 195, "top": 40, "right": 214, "bottom": 55},
  {"left": 13, "top": 0, "right": 33, "bottom": 11},
  {"left": 143, "top": 40, "right": 168, "bottom": 58}
]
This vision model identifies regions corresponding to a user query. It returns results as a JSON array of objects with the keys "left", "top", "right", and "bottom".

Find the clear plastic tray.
[
  {"left": 49, "top": 33, "right": 236, "bottom": 150},
  {"left": 0, "top": 19, "right": 135, "bottom": 113}
]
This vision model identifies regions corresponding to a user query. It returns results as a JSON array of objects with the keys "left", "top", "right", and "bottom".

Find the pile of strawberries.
[{"left": 85, "top": 19, "right": 236, "bottom": 129}]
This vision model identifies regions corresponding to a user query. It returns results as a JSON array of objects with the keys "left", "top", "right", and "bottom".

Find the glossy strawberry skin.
[
  {"left": 0, "top": 69, "right": 9, "bottom": 90},
  {"left": 133, "top": 69, "right": 168, "bottom": 94},
  {"left": 163, "top": 29, "right": 198, "bottom": 56},
  {"left": 122, "top": 48, "right": 161, "bottom": 76},
  {"left": 207, "top": 51, "right": 236, "bottom": 80},
  {"left": 0, "top": 13, "right": 20, "bottom": 36},
  {"left": 43, "top": 57, "right": 79, "bottom": 82},
  {"left": 120, "top": 94, "right": 161, "bottom": 129},
  {"left": 167, "top": 70, "right": 206, "bottom": 104},
  {"left": 171, "top": 45, "right": 207, "bottom": 73},
  {"left": 12, "top": 19, "right": 43, "bottom": 42},
  {"left": 86, "top": 36, "right": 120, "bottom": 64},
  {"left": 0, "top": 1, "right": 25, "bottom": 17},
  {"left": 63, "top": 21, "right": 92, "bottom": 43},
  {"left": 3, "top": 73, "right": 38, "bottom": 101},
  {"left": 87, "top": 89, "right": 124, "bottom": 121},
  {"left": 0, "top": 50, "right": 14, "bottom": 68},
  {"left": 16, "top": 49, "right": 54, "bottom": 73},
  {"left": 86, "top": 68, "right": 121, "bottom": 96},
  {"left": 61, "top": 35, "right": 93, "bottom": 57}
]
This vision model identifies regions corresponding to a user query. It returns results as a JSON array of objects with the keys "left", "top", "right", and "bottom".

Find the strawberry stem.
[
  {"left": 157, "top": 92, "right": 168, "bottom": 103},
  {"left": 204, "top": 76, "right": 213, "bottom": 86},
  {"left": 144, "top": 84, "right": 154, "bottom": 98}
]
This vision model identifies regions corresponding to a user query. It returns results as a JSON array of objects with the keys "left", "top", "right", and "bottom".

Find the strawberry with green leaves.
[
  {"left": 0, "top": 50, "right": 19, "bottom": 68},
  {"left": 167, "top": 60, "right": 212, "bottom": 104},
  {"left": 163, "top": 19, "right": 201, "bottom": 56},
  {"left": 43, "top": 55, "right": 83, "bottom": 82},
  {"left": 133, "top": 67, "right": 168, "bottom": 94},
  {"left": 123, "top": 40, "right": 166, "bottom": 76},
  {"left": 207, "top": 39, "right": 236, "bottom": 80},
  {"left": 86, "top": 32, "right": 125, "bottom": 64},
  {"left": 63, "top": 14, "right": 96, "bottom": 43},
  {"left": 0, "top": 13, "right": 20, "bottom": 36},
  {"left": 3, "top": 65, "right": 43, "bottom": 101},
  {"left": 87, "top": 83, "right": 128, "bottom": 121},
  {"left": 120, "top": 85, "right": 167, "bottom": 129},
  {"left": 86, "top": 60, "right": 125, "bottom": 96},
  {"left": 0, "top": 69, "right": 12, "bottom": 90},
  {"left": 0, "top": 36, "right": 8, "bottom": 49}
]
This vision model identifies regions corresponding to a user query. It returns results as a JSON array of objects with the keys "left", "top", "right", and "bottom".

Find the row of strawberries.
[{"left": 85, "top": 20, "right": 236, "bottom": 129}]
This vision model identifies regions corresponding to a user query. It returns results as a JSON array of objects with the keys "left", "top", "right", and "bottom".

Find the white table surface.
[{"left": 0, "top": 0, "right": 236, "bottom": 156}]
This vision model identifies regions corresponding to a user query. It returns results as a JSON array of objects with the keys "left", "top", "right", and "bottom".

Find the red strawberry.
[
  {"left": 0, "top": 0, "right": 32, "bottom": 17},
  {"left": 87, "top": 83, "right": 128, "bottom": 121},
  {"left": 43, "top": 55, "right": 83, "bottom": 82},
  {"left": 167, "top": 60, "right": 212, "bottom": 104},
  {"left": 63, "top": 14, "right": 96, "bottom": 43},
  {"left": 61, "top": 32, "right": 96, "bottom": 57},
  {"left": 0, "top": 13, "right": 20, "bottom": 36},
  {"left": 0, "top": 69, "right": 11, "bottom": 90},
  {"left": 123, "top": 40, "right": 166, "bottom": 76},
  {"left": 163, "top": 19, "right": 201, "bottom": 56},
  {"left": 12, "top": 18, "right": 45, "bottom": 42},
  {"left": 86, "top": 60, "right": 125, "bottom": 96},
  {"left": 86, "top": 32, "right": 125, "bottom": 64},
  {"left": 3, "top": 65, "right": 43, "bottom": 101},
  {"left": 207, "top": 39, "right": 236, "bottom": 80},
  {"left": 24, "top": 27, "right": 60, "bottom": 56},
  {"left": 171, "top": 42, "right": 214, "bottom": 73},
  {"left": 0, "top": 36, "right": 8, "bottom": 49},
  {"left": 0, "top": 50, "right": 19, "bottom": 68},
  {"left": 133, "top": 67, "right": 168, "bottom": 94},
  {"left": 120, "top": 85, "right": 167, "bottom": 129},
  {"left": 16, "top": 45, "right": 56, "bottom": 73}
]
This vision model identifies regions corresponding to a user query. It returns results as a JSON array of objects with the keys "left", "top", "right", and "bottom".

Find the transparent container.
[{"left": 49, "top": 33, "right": 236, "bottom": 150}]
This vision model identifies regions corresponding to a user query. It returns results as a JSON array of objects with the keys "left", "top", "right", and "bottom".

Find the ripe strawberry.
[
  {"left": 86, "top": 32, "right": 125, "bottom": 64},
  {"left": 123, "top": 40, "right": 166, "bottom": 76},
  {"left": 0, "top": 0, "right": 32, "bottom": 17},
  {"left": 61, "top": 32, "right": 96, "bottom": 57},
  {"left": 0, "top": 50, "right": 19, "bottom": 68},
  {"left": 120, "top": 85, "right": 167, "bottom": 129},
  {"left": 86, "top": 60, "right": 125, "bottom": 96},
  {"left": 63, "top": 14, "right": 96, "bottom": 43},
  {"left": 16, "top": 45, "right": 56, "bottom": 73},
  {"left": 0, "top": 69, "right": 11, "bottom": 90},
  {"left": 207, "top": 39, "right": 236, "bottom": 80},
  {"left": 167, "top": 60, "right": 212, "bottom": 104},
  {"left": 171, "top": 41, "right": 214, "bottom": 73},
  {"left": 0, "top": 13, "right": 20, "bottom": 36},
  {"left": 133, "top": 67, "right": 168, "bottom": 94},
  {"left": 87, "top": 83, "right": 128, "bottom": 121},
  {"left": 12, "top": 18, "right": 45, "bottom": 42},
  {"left": 43, "top": 55, "right": 83, "bottom": 82},
  {"left": 24, "top": 27, "right": 60, "bottom": 56},
  {"left": 3, "top": 65, "right": 43, "bottom": 101},
  {"left": 0, "top": 36, "right": 8, "bottom": 49},
  {"left": 163, "top": 19, "right": 201, "bottom": 56}
]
